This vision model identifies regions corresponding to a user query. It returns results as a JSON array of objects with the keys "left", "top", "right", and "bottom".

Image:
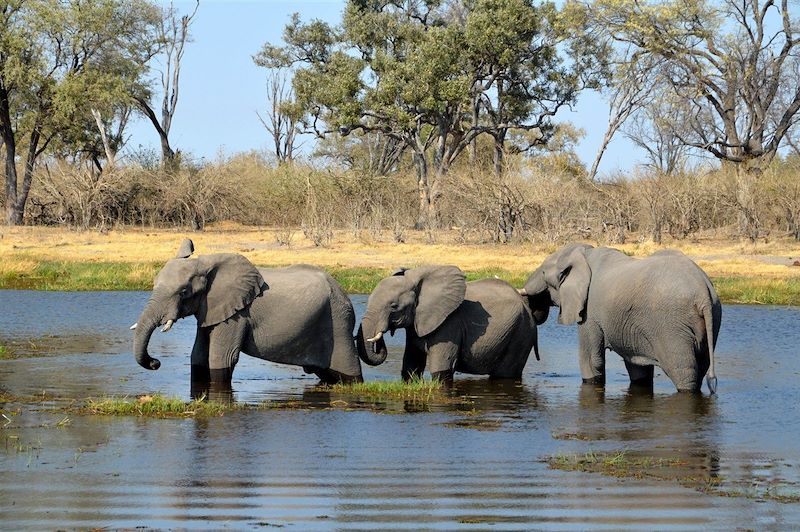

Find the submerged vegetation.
[{"left": 549, "top": 450, "right": 800, "bottom": 504}]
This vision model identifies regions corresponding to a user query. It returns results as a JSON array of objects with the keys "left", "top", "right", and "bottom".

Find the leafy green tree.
[
  {"left": 258, "top": 0, "right": 602, "bottom": 229},
  {"left": 0, "top": 0, "right": 160, "bottom": 225}
]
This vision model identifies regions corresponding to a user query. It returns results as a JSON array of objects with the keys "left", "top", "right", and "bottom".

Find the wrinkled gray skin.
[
  {"left": 132, "top": 239, "right": 362, "bottom": 390},
  {"left": 357, "top": 266, "right": 538, "bottom": 381},
  {"left": 521, "top": 244, "right": 721, "bottom": 393}
]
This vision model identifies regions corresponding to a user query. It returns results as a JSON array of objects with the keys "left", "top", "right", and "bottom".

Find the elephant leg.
[
  {"left": 657, "top": 341, "right": 702, "bottom": 392},
  {"left": 427, "top": 339, "right": 459, "bottom": 383},
  {"left": 577, "top": 322, "right": 606, "bottom": 385},
  {"left": 190, "top": 326, "right": 211, "bottom": 386},
  {"left": 625, "top": 360, "right": 654, "bottom": 387},
  {"left": 402, "top": 339, "right": 427, "bottom": 382},
  {"left": 207, "top": 318, "right": 246, "bottom": 385}
]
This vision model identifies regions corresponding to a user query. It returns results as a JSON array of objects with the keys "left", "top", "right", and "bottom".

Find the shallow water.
[{"left": 1, "top": 290, "right": 799, "bottom": 529}]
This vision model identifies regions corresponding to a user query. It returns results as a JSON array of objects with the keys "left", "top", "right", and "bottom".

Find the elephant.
[
  {"left": 356, "top": 266, "right": 539, "bottom": 381},
  {"left": 519, "top": 244, "right": 721, "bottom": 393},
  {"left": 131, "top": 239, "right": 363, "bottom": 389}
]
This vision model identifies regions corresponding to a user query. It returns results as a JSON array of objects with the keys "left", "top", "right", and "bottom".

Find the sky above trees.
[{"left": 127, "top": 0, "right": 639, "bottom": 174}]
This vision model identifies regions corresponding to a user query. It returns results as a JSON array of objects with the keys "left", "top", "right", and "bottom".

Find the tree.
[
  {"left": 589, "top": 0, "right": 800, "bottom": 239},
  {"left": 254, "top": 67, "right": 302, "bottom": 165},
  {"left": 136, "top": 0, "right": 198, "bottom": 172},
  {"left": 0, "top": 0, "right": 160, "bottom": 225},
  {"left": 259, "top": 0, "right": 602, "bottom": 231},
  {"left": 624, "top": 93, "right": 691, "bottom": 176},
  {"left": 588, "top": 52, "right": 657, "bottom": 180}
]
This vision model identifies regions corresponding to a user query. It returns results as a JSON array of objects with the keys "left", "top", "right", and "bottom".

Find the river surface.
[{"left": 0, "top": 290, "right": 799, "bottom": 530}]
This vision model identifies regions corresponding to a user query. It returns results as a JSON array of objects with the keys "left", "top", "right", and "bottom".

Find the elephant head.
[
  {"left": 356, "top": 266, "right": 467, "bottom": 366},
  {"left": 520, "top": 243, "right": 593, "bottom": 325},
  {"left": 131, "top": 239, "right": 266, "bottom": 371}
]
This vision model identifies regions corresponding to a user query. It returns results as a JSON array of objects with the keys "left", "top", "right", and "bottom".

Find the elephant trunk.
[
  {"left": 356, "top": 324, "right": 388, "bottom": 366},
  {"left": 357, "top": 310, "right": 389, "bottom": 366},
  {"left": 522, "top": 267, "right": 552, "bottom": 325},
  {"left": 133, "top": 300, "right": 163, "bottom": 370}
]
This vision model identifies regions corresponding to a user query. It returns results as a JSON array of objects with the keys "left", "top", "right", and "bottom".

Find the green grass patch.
[
  {"left": 464, "top": 268, "right": 528, "bottom": 287},
  {"left": 84, "top": 394, "right": 236, "bottom": 418},
  {"left": 326, "top": 266, "right": 393, "bottom": 294},
  {"left": 0, "top": 258, "right": 161, "bottom": 291},
  {"left": 712, "top": 276, "right": 800, "bottom": 305},
  {"left": 0, "top": 344, "right": 13, "bottom": 360},
  {"left": 1, "top": 255, "right": 798, "bottom": 306},
  {"left": 326, "top": 377, "right": 449, "bottom": 402}
]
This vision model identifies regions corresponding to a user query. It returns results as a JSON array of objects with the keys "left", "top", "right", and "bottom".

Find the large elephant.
[
  {"left": 131, "top": 239, "right": 363, "bottom": 388},
  {"left": 356, "top": 266, "right": 539, "bottom": 381},
  {"left": 519, "top": 244, "right": 721, "bottom": 393}
]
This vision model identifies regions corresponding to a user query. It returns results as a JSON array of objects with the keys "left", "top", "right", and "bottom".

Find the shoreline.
[{"left": 2, "top": 225, "right": 800, "bottom": 305}]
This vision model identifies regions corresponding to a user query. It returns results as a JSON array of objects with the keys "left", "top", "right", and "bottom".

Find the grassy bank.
[
  {"left": 1, "top": 225, "right": 799, "bottom": 304},
  {"left": 1, "top": 257, "right": 798, "bottom": 304}
]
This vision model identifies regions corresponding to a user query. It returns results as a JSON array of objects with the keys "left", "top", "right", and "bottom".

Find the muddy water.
[{"left": 0, "top": 290, "right": 799, "bottom": 530}]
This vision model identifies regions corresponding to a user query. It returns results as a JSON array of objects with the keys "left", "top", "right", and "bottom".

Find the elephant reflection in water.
[
  {"left": 131, "top": 239, "right": 364, "bottom": 395},
  {"left": 571, "top": 385, "right": 721, "bottom": 479}
]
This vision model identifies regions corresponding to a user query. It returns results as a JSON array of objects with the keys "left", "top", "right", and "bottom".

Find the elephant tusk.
[
  {"left": 517, "top": 288, "right": 528, "bottom": 296},
  {"left": 366, "top": 332, "right": 383, "bottom": 343},
  {"left": 129, "top": 322, "right": 138, "bottom": 330},
  {"left": 161, "top": 319, "right": 174, "bottom": 333}
]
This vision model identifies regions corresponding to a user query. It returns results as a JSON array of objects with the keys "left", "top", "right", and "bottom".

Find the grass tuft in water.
[
  {"left": 326, "top": 377, "right": 448, "bottom": 402},
  {"left": 549, "top": 449, "right": 800, "bottom": 503},
  {"left": 85, "top": 394, "right": 233, "bottom": 418},
  {"left": 0, "top": 344, "right": 13, "bottom": 360}
]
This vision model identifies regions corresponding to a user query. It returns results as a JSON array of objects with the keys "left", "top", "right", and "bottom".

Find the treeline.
[
  {"left": 15, "top": 151, "right": 800, "bottom": 245},
  {"left": 3, "top": 0, "right": 800, "bottom": 244}
]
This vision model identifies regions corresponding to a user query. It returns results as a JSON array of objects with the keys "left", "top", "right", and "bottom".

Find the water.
[{"left": 1, "top": 290, "right": 799, "bottom": 529}]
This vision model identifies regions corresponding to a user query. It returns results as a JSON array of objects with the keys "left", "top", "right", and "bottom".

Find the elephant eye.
[
  {"left": 390, "top": 302, "right": 399, "bottom": 311},
  {"left": 179, "top": 287, "right": 191, "bottom": 298}
]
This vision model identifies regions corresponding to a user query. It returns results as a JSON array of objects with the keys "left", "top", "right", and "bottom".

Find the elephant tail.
[{"left": 703, "top": 305, "right": 717, "bottom": 394}]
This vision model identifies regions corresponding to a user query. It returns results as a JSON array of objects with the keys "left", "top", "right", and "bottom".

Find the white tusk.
[
  {"left": 366, "top": 332, "right": 384, "bottom": 343},
  {"left": 517, "top": 288, "right": 528, "bottom": 296},
  {"left": 129, "top": 322, "right": 138, "bottom": 330},
  {"left": 161, "top": 319, "right": 174, "bottom": 333}
]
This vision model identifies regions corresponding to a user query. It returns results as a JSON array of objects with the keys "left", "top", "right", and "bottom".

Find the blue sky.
[{"left": 128, "top": 0, "right": 637, "bottom": 175}]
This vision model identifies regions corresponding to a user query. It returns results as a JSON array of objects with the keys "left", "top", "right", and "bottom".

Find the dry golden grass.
[{"left": 2, "top": 224, "right": 799, "bottom": 280}]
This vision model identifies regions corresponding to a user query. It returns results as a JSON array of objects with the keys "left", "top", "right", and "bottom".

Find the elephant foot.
[
  {"left": 430, "top": 370, "right": 454, "bottom": 383},
  {"left": 629, "top": 376, "right": 654, "bottom": 388},
  {"left": 315, "top": 368, "right": 363, "bottom": 385},
  {"left": 191, "top": 364, "right": 210, "bottom": 384},
  {"left": 402, "top": 369, "right": 424, "bottom": 382},
  {"left": 581, "top": 375, "right": 605, "bottom": 385},
  {"left": 209, "top": 367, "right": 234, "bottom": 383},
  {"left": 190, "top": 378, "right": 233, "bottom": 402}
]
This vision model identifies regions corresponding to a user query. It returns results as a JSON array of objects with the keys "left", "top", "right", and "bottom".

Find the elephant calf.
[
  {"left": 520, "top": 244, "right": 721, "bottom": 393},
  {"left": 357, "top": 266, "right": 539, "bottom": 381},
  {"left": 131, "top": 239, "right": 363, "bottom": 389}
]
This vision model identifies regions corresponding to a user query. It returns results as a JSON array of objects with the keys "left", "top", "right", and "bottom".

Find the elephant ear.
[
  {"left": 410, "top": 266, "right": 466, "bottom": 337},
  {"left": 197, "top": 254, "right": 267, "bottom": 327},
  {"left": 175, "top": 238, "right": 194, "bottom": 259},
  {"left": 556, "top": 246, "right": 591, "bottom": 324}
]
